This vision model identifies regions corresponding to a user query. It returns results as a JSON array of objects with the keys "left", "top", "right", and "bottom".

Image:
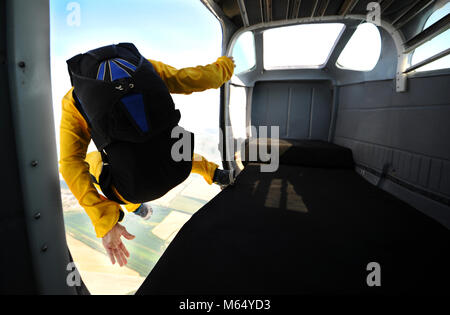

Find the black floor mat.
[
  {"left": 137, "top": 164, "right": 450, "bottom": 295},
  {"left": 243, "top": 138, "right": 354, "bottom": 168}
]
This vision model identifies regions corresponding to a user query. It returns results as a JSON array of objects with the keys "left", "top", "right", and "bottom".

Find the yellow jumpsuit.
[{"left": 60, "top": 56, "right": 234, "bottom": 238}]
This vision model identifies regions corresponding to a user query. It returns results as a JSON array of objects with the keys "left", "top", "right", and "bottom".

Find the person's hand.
[{"left": 102, "top": 223, "right": 135, "bottom": 267}]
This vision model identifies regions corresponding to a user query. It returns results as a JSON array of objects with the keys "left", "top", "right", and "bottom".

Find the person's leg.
[
  {"left": 111, "top": 187, "right": 147, "bottom": 215},
  {"left": 191, "top": 153, "right": 235, "bottom": 186},
  {"left": 85, "top": 152, "right": 148, "bottom": 216},
  {"left": 128, "top": 203, "right": 153, "bottom": 220},
  {"left": 123, "top": 203, "right": 141, "bottom": 213},
  {"left": 191, "top": 153, "right": 219, "bottom": 185},
  {"left": 107, "top": 176, "right": 152, "bottom": 219}
]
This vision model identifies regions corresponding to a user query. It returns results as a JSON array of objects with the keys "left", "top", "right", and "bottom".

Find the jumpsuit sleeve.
[
  {"left": 59, "top": 88, "right": 121, "bottom": 238},
  {"left": 148, "top": 56, "right": 235, "bottom": 94}
]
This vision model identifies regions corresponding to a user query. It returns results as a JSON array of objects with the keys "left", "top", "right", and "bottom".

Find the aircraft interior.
[{"left": 1, "top": 0, "right": 449, "bottom": 295}]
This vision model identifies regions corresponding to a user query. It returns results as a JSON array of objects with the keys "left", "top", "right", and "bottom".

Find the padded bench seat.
[
  {"left": 242, "top": 138, "right": 354, "bottom": 169},
  {"left": 137, "top": 163, "right": 450, "bottom": 295}
]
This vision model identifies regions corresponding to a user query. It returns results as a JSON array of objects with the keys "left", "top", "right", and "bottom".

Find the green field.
[
  {"left": 64, "top": 203, "right": 206, "bottom": 277},
  {"left": 61, "top": 173, "right": 219, "bottom": 278}
]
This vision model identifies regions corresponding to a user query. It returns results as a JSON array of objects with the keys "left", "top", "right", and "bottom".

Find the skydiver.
[{"left": 60, "top": 43, "right": 235, "bottom": 266}]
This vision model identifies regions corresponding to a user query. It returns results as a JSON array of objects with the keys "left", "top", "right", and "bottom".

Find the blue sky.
[
  {"left": 50, "top": 0, "right": 221, "bottom": 59},
  {"left": 50, "top": 0, "right": 223, "bottom": 159}
]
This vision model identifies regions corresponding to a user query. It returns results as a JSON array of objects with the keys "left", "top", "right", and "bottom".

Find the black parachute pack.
[
  {"left": 67, "top": 42, "right": 181, "bottom": 151},
  {"left": 67, "top": 43, "right": 193, "bottom": 204}
]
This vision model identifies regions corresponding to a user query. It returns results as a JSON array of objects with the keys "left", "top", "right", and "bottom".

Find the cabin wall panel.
[
  {"left": 334, "top": 75, "right": 450, "bottom": 202},
  {"left": 251, "top": 81, "right": 333, "bottom": 140}
]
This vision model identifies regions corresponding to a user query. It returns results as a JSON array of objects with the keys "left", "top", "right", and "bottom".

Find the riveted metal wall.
[
  {"left": 0, "top": 0, "right": 37, "bottom": 294},
  {"left": 5, "top": 0, "right": 76, "bottom": 294}
]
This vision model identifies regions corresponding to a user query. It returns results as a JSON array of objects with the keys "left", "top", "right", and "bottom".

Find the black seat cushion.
[
  {"left": 137, "top": 164, "right": 450, "bottom": 295},
  {"left": 242, "top": 138, "right": 354, "bottom": 169}
]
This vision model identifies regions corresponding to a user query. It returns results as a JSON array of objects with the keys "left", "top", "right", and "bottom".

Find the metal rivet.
[
  {"left": 31, "top": 160, "right": 38, "bottom": 167},
  {"left": 41, "top": 244, "right": 48, "bottom": 252},
  {"left": 34, "top": 213, "right": 41, "bottom": 220}
]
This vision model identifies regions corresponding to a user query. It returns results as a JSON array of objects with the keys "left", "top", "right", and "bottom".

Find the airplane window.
[
  {"left": 411, "top": 2, "right": 450, "bottom": 72},
  {"left": 263, "top": 23, "right": 345, "bottom": 70},
  {"left": 336, "top": 23, "right": 382, "bottom": 71},
  {"left": 232, "top": 31, "right": 256, "bottom": 74},
  {"left": 51, "top": 0, "right": 221, "bottom": 295}
]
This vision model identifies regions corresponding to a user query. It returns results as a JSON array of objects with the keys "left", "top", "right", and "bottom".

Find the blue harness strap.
[{"left": 121, "top": 93, "right": 149, "bottom": 132}]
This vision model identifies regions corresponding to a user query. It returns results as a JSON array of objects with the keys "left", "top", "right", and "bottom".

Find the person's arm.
[
  {"left": 59, "top": 88, "right": 122, "bottom": 238},
  {"left": 149, "top": 56, "right": 235, "bottom": 94},
  {"left": 60, "top": 88, "right": 135, "bottom": 266}
]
